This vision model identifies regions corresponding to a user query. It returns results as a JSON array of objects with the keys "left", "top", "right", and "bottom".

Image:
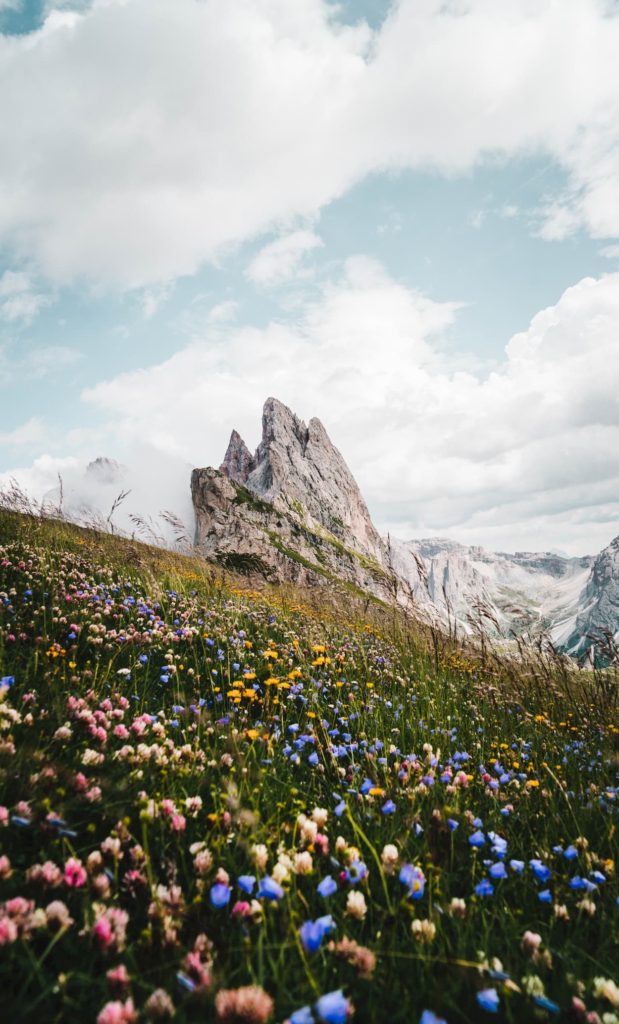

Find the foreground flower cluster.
[{"left": 0, "top": 518, "right": 617, "bottom": 1023}]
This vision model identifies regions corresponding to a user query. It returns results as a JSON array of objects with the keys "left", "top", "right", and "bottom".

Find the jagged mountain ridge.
[
  {"left": 191, "top": 397, "right": 619, "bottom": 656},
  {"left": 388, "top": 536, "right": 596, "bottom": 651},
  {"left": 191, "top": 398, "right": 404, "bottom": 607}
]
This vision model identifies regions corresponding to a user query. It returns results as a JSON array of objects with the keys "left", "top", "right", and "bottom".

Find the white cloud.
[
  {"left": 42, "top": 257, "right": 615, "bottom": 555},
  {"left": 0, "top": 0, "right": 618, "bottom": 289},
  {"left": 247, "top": 230, "right": 324, "bottom": 287},
  {"left": 0, "top": 268, "right": 51, "bottom": 323},
  {"left": 207, "top": 300, "right": 238, "bottom": 325},
  {"left": 140, "top": 283, "right": 174, "bottom": 319},
  {"left": 0, "top": 417, "right": 45, "bottom": 446}
]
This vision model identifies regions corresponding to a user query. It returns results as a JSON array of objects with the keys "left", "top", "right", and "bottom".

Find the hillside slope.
[{"left": 0, "top": 511, "right": 617, "bottom": 1023}]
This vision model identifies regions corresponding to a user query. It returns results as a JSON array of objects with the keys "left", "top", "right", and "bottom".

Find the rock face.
[
  {"left": 192, "top": 398, "right": 402, "bottom": 605},
  {"left": 551, "top": 535, "right": 619, "bottom": 655},
  {"left": 389, "top": 536, "right": 594, "bottom": 642}
]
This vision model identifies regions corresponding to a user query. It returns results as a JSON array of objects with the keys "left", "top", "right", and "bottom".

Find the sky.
[{"left": 1, "top": 0, "right": 618, "bottom": 557}]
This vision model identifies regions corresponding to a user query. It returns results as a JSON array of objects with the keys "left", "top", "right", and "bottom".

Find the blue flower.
[
  {"left": 538, "top": 889, "right": 552, "bottom": 903},
  {"left": 334, "top": 800, "right": 346, "bottom": 817},
  {"left": 176, "top": 972, "right": 196, "bottom": 992},
  {"left": 382, "top": 799, "right": 396, "bottom": 814},
  {"left": 257, "top": 875, "right": 284, "bottom": 900},
  {"left": 399, "top": 864, "right": 425, "bottom": 899},
  {"left": 489, "top": 862, "right": 507, "bottom": 880},
  {"left": 533, "top": 995, "right": 560, "bottom": 1015},
  {"left": 0, "top": 675, "right": 14, "bottom": 688},
  {"left": 475, "top": 878, "right": 494, "bottom": 897},
  {"left": 290, "top": 1007, "right": 314, "bottom": 1024},
  {"left": 476, "top": 988, "right": 499, "bottom": 1013},
  {"left": 309, "top": 752, "right": 319, "bottom": 766},
  {"left": 315, "top": 989, "right": 350, "bottom": 1024},
  {"left": 209, "top": 882, "right": 231, "bottom": 908},
  {"left": 530, "top": 859, "right": 551, "bottom": 883},
  {"left": 344, "top": 859, "right": 367, "bottom": 885},
  {"left": 569, "top": 875, "right": 596, "bottom": 892},
  {"left": 420, "top": 1013, "right": 447, "bottom": 1024},
  {"left": 237, "top": 875, "right": 256, "bottom": 894},
  {"left": 509, "top": 859, "right": 525, "bottom": 874},
  {"left": 300, "top": 915, "right": 335, "bottom": 953},
  {"left": 317, "top": 875, "right": 338, "bottom": 898},
  {"left": 563, "top": 844, "right": 578, "bottom": 861},
  {"left": 469, "top": 830, "right": 485, "bottom": 848},
  {"left": 447, "top": 818, "right": 459, "bottom": 831}
]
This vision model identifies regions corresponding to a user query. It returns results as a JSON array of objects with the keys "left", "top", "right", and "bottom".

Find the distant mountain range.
[{"left": 191, "top": 398, "right": 619, "bottom": 660}]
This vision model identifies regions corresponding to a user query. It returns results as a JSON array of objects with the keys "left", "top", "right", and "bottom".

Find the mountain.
[
  {"left": 191, "top": 398, "right": 407, "bottom": 607},
  {"left": 550, "top": 534, "right": 619, "bottom": 656},
  {"left": 191, "top": 397, "right": 619, "bottom": 658},
  {"left": 388, "top": 537, "right": 594, "bottom": 642}
]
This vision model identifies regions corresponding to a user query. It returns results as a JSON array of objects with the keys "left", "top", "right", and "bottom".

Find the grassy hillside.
[{"left": 0, "top": 510, "right": 617, "bottom": 1024}]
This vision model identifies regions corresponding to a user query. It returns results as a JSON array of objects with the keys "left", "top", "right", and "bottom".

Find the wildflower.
[
  {"left": 232, "top": 901, "right": 252, "bottom": 918},
  {"left": 0, "top": 917, "right": 18, "bottom": 945},
  {"left": 64, "top": 857, "right": 87, "bottom": 888},
  {"left": 96, "top": 999, "right": 137, "bottom": 1024},
  {"left": 315, "top": 989, "right": 351, "bottom": 1024},
  {"left": 210, "top": 882, "right": 231, "bottom": 908},
  {"left": 475, "top": 879, "right": 494, "bottom": 897},
  {"left": 419, "top": 1013, "right": 447, "bottom": 1024},
  {"left": 476, "top": 988, "right": 500, "bottom": 1014},
  {"left": 521, "top": 930, "right": 542, "bottom": 959},
  {"left": 45, "top": 901, "right": 73, "bottom": 930},
  {"left": 532, "top": 995, "right": 560, "bottom": 1015},
  {"left": 295, "top": 852, "right": 313, "bottom": 875},
  {"left": 257, "top": 876, "right": 284, "bottom": 901},
  {"left": 381, "top": 799, "right": 396, "bottom": 814},
  {"left": 488, "top": 862, "right": 507, "bottom": 880},
  {"left": 300, "top": 915, "right": 335, "bottom": 953},
  {"left": 238, "top": 875, "right": 256, "bottom": 894},
  {"left": 529, "top": 859, "right": 551, "bottom": 883},
  {"left": 317, "top": 875, "right": 337, "bottom": 898},
  {"left": 288, "top": 1008, "right": 314, "bottom": 1024},
  {"left": 345, "top": 891, "right": 367, "bottom": 920},
  {"left": 106, "top": 965, "right": 130, "bottom": 994},
  {"left": 312, "top": 807, "right": 328, "bottom": 828},
  {"left": 469, "top": 830, "right": 485, "bottom": 848},
  {"left": 214, "top": 985, "right": 274, "bottom": 1023},
  {"left": 593, "top": 978, "right": 619, "bottom": 1008},
  {"left": 381, "top": 844, "right": 399, "bottom": 875},
  {"left": 399, "top": 864, "right": 425, "bottom": 900},
  {"left": 411, "top": 918, "right": 436, "bottom": 943},
  {"left": 251, "top": 844, "right": 269, "bottom": 872},
  {"left": 448, "top": 897, "right": 466, "bottom": 918},
  {"left": 343, "top": 860, "right": 367, "bottom": 885},
  {"left": 333, "top": 937, "right": 376, "bottom": 978},
  {"left": 144, "top": 989, "right": 175, "bottom": 1021},
  {"left": 194, "top": 848, "right": 213, "bottom": 875}
]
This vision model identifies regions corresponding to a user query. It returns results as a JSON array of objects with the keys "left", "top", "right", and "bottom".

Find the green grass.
[{"left": 0, "top": 509, "right": 617, "bottom": 1024}]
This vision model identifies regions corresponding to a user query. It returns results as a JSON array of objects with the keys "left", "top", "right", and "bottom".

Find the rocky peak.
[
  {"left": 190, "top": 397, "right": 402, "bottom": 606},
  {"left": 220, "top": 430, "right": 255, "bottom": 484},
  {"left": 242, "top": 397, "right": 384, "bottom": 561},
  {"left": 85, "top": 457, "right": 124, "bottom": 485}
]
